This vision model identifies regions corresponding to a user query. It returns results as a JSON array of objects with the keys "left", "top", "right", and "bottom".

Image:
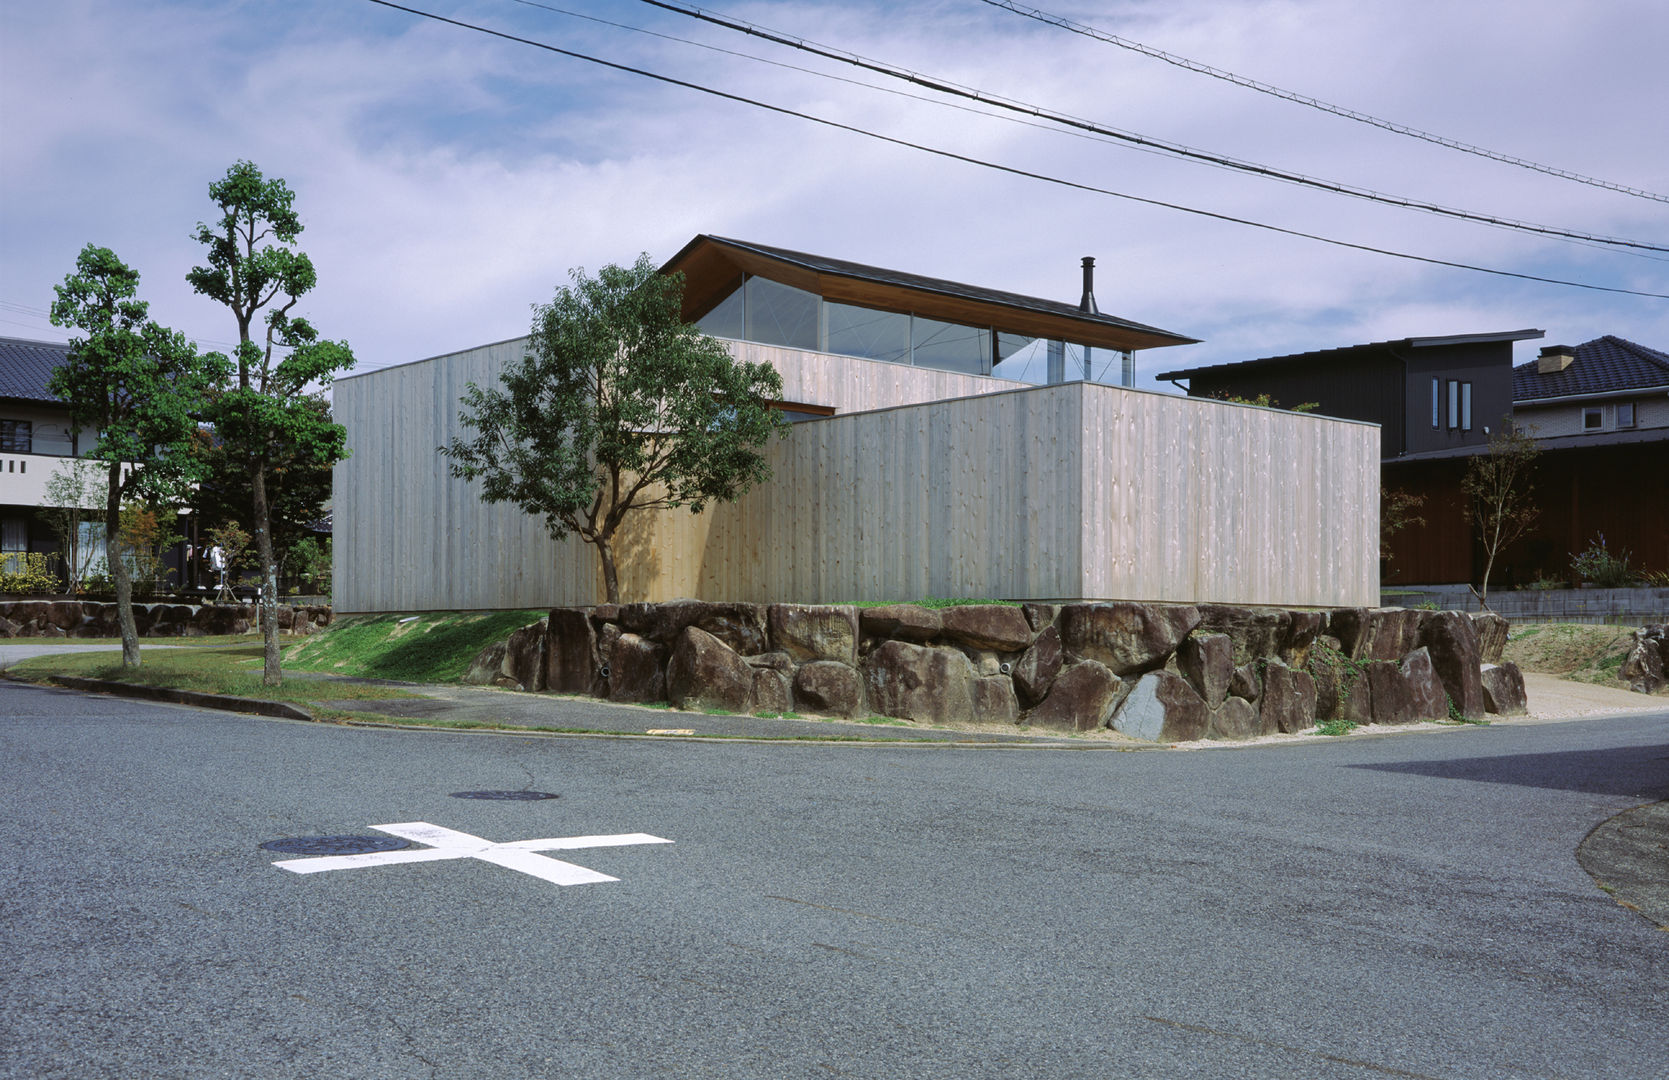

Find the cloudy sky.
[{"left": 3, "top": 0, "right": 1665, "bottom": 389}]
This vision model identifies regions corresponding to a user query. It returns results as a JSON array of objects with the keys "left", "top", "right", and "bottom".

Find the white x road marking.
[{"left": 272, "top": 822, "right": 673, "bottom": 886}]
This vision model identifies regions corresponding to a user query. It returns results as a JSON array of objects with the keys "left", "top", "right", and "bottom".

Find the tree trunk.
[
  {"left": 252, "top": 464, "right": 281, "bottom": 686},
  {"left": 106, "top": 463, "right": 140, "bottom": 668},
  {"left": 594, "top": 532, "right": 620, "bottom": 605}
]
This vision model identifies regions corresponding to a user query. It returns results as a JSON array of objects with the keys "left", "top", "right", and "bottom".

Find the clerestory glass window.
[
  {"left": 911, "top": 316, "right": 990, "bottom": 376},
  {"left": 695, "top": 282, "right": 744, "bottom": 340},
  {"left": 824, "top": 302, "right": 910, "bottom": 365},
  {"left": 744, "top": 277, "right": 819, "bottom": 351}
]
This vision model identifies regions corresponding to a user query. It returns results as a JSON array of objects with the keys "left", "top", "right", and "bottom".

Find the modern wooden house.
[{"left": 333, "top": 237, "right": 1382, "bottom": 612}]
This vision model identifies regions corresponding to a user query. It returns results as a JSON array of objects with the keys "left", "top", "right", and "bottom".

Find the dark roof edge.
[
  {"left": 675, "top": 235, "right": 1200, "bottom": 347},
  {"left": 1157, "top": 328, "right": 1544, "bottom": 380}
]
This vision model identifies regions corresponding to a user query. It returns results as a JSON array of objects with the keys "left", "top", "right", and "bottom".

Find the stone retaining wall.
[
  {"left": 469, "top": 601, "right": 1533, "bottom": 742},
  {"left": 0, "top": 600, "right": 333, "bottom": 639}
]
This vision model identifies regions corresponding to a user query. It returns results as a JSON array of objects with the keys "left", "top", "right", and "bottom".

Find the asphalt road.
[{"left": 3, "top": 678, "right": 1665, "bottom": 1079}]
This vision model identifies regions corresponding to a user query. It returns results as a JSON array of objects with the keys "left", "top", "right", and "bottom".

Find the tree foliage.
[
  {"left": 1379, "top": 485, "right": 1427, "bottom": 570},
  {"left": 1461, "top": 427, "right": 1540, "bottom": 606},
  {"left": 188, "top": 161, "right": 353, "bottom": 684},
  {"left": 49, "top": 244, "right": 226, "bottom": 666},
  {"left": 441, "top": 257, "right": 787, "bottom": 603}
]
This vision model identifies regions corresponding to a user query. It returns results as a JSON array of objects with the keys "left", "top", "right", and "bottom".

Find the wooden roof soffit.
[{"left": 663, "top": 236, "right": 1194, "bottom": 353}]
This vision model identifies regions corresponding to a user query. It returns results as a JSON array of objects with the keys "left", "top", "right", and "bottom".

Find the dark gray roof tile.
[
  {"left": 1513, "top": 335, "right": 1669, "bottom": 400},
  {"left": 0, "top": 336, "right": 70, "bottom": 403}
]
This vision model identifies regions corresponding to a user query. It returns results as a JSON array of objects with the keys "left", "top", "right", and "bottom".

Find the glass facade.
[{"left": 695, "top": 274, "right": 1104, "bottom": 384}]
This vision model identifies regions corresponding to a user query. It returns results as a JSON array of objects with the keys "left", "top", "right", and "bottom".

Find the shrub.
[
  {"left": 1569, "top": 534, "right": 1639, "bottom": 588},
  {"left": 0, "top": 552, "right": 62, "bottom": 595}
]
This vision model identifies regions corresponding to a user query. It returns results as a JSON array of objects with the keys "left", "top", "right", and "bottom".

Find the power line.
[
  {"left": 361, "top": 0, "right": 1669, "bottom": 300},
  {"left": 633, "top": 0, "right": 1666, "bottom": 253},
  {"left": 978, "top": 0, "right": 1669, "bottom": 205}
]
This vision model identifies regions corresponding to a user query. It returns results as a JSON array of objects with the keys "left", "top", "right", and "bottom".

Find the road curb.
[{"left": 33, "top": 674, "right": 316, "bottom": 723}]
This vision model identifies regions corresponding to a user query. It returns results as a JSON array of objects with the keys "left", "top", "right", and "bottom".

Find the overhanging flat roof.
[
  {"left": 1156, "top": 329, "right": 1544, "bottom": 382},
  {"left": 661, "top": 235, "right": 1198, "bottom": 353}
]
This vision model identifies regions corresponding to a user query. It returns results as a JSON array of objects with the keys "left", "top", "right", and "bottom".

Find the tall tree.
[
  {"left": 1461, "top": 427, "right": 1541, "bottom": 606},
  {"left": 49, "top": 244, "right": 226, "bottom": 666},
  {"left": 188, "top": 161, "right": 353, "bottom": 685},
  {"left": 441, "top": 257, "right": 786, "bottom": 603}
]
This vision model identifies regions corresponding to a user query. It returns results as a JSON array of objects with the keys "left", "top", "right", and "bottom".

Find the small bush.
[
  {"left": 0, "top": 552, "right": 61, "bottom": 595},
  {"left": 1569, "top": 534, "right": 1639, "bottom": 588}
]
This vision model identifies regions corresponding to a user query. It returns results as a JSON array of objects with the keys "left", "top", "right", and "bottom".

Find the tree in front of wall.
[
  {"left": 441, "top": 257, "right": 787, "bottom": 604},
  {"left": 42, "top": 458, "right": 109, "bottom": 592},
  {"left": 1379, "top": 485, "right": 1427, "bottom": 572},
  {"left": 49, "top": 245, "right": 226, "bottom": 667},
  {"left": 188, "top": 161, "right": 353, "bottom": 685},
  {"left": 1461, "top": 427, "right": 1540, "bottom": 607}
]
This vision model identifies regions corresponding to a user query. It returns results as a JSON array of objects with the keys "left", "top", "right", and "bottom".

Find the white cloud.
[{"left": 2, "top": 0, "right": 1663, "bottom": 384}]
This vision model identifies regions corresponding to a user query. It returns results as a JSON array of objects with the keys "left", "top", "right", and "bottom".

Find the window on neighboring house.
[
  {"left": 1582, "top": 407, "right": 1603, "bottom": 430},
  {"left": 1447, "top": 380, "right": 1459, "bottom": 429},
  {"left": 1617, "top": 402, "right": 1636, "bottom": 428},
  {"left": 1460, "top": 382, "right": 1472, "bottom": 431},
  {"left": 1431, "top": 377, "right": 1440, "bottom": 428},
  {"left": 0, "top": 419, "right": 31, "bottom": 453}
]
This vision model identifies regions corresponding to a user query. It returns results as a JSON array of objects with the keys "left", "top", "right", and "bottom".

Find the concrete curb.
[
  {"left": 37, "top": 674, "right": 315, "bottom": 723},
  {"left": 1577, "top": 800, "right": 1669, "bottom": 932}
]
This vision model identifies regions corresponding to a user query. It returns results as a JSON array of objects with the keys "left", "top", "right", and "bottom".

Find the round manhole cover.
[
  {"left": 259, "top": 835, "right": 411, "bottom": 856},
  {"left": 449, "top": 790, "right": 560, "bottom": 801}
]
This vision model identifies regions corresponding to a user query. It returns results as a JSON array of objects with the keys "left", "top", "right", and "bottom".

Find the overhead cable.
[
  {"left": 361, "top": 1, "right": 1669, "bottom": 300},
  {"left": 978, "top": 0, "right": 1669, "bottom": 205},
  {"left": 634, "top": 0, "right": 1666, "bottom": 252}
]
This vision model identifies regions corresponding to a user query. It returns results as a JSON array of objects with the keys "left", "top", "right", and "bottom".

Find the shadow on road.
[{"left": 1349, "top": 743, "right": 1669, "bottom": 798}]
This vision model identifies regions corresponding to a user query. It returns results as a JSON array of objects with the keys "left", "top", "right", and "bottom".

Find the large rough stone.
[
  {"left": 1329, "top": 608, "right": 1426, "bottom": 662},
  {"left": 1618, "top": 628, "right": 1666, "bottom": 694},
  {"left": 973, "top": 676, "right": 1020, "bottom": 726},
  {"left": 546, "top": 608, "right": 598, "bottom": 693},
  {"left": 1470, "top": 613, "right": 1510, "bottom": 665},
  {"left": 1058, "top": 603, "right": 1201, "bottom": 676},
  {"left": 1480, "top": 661, "right": 1529, "bottom": 715},
  {"left": 1207, "top": 696, "right": 1261, "bottom": 740},
  {"left": 1260, "top": 660, "right": 1318, "bottom": 734},
  {"left": 668, "top": 627, "right": 754, "bottom": 713},
  {"left": 858, "top": 604, "right": 941, "bottom": 643},
  {"left": 1023, "top": 603, "right": 1058, "bottom": 633},
  {"left": 0, "top": 615, "right": 19, "bottom": 638},
  {"left": 1364, "top": 661, "right": 1416, "bottom": 725},
  {"left": 619, "top": 600, "right": 768, "bottom": 655},
  {"left": 939, "top": 605, "right": 1034, "bottom": 652},
  {"left": 1011, "top": 626, "right": 1063, "bottom": 707},
  {"left": 464, "top": 642, "right": 507, "bottom": 685},
  {"left": 1196, "top": 605, "right": 1323, "bottom": 667},
  {"left": 793, "top": 661, "right": 865, "bottom": 718},
  {"left": 1111, "top": 670, "right": 1209, "bottom": 742},
  {"left": 1177, "top": 632, "right": 1234, "bottom": 708},
  {"left": 862, "top": 639, "right": 976, "bottom": 725},
  {"left": 770, "top": 604, "right": 859, "bottom": 666},
  {"left": 751, "top": 668, "right": 792, "bottom": 714},
  {"left": 501, "top": 621, "right": 547, "bottom": 692},
  {"left": 607, "top": 632, "right": 666, "bottom": 704},
  {"left": 1419, "top": 610, "right": 1485, "bottom": 720},
  {"left": 1401, "top": 647, "right": 1451, "bottom": 722},
  {"left": 1028, "top": 660, "right": 1122, "bottom": 732},
  {"left": 1229, "top": 662, "right": 1261, "bottom": 704}
]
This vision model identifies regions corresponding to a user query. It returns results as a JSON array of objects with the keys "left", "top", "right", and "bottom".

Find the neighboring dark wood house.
[
  {"left": 1159, "top": 331, "right": 1669, "bottom": 585},
  {"left": 1156, "top": 330, "right": 1542, "bottom": 461}
]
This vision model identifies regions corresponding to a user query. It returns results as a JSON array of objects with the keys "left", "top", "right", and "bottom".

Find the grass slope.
[
  {"left": 1504, "top": 623, "right": 1640, "bottom": 687},
  {"left": 284, "top": 610, "right": 548, "bottom": 683}
]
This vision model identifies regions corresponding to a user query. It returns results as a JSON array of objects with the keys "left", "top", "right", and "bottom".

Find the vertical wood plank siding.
[{"left": 334, "top": 341, "right": 1379, "bottom": 611}]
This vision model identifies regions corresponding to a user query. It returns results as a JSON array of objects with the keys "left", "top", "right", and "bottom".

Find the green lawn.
[{"left": 283, "top": 610, "right": 548, "bottom": 683}]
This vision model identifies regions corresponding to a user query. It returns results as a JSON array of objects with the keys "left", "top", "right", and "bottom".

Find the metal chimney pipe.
[{"left": 1079, "top": 256, "right": 1099, "bottom": 314}]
